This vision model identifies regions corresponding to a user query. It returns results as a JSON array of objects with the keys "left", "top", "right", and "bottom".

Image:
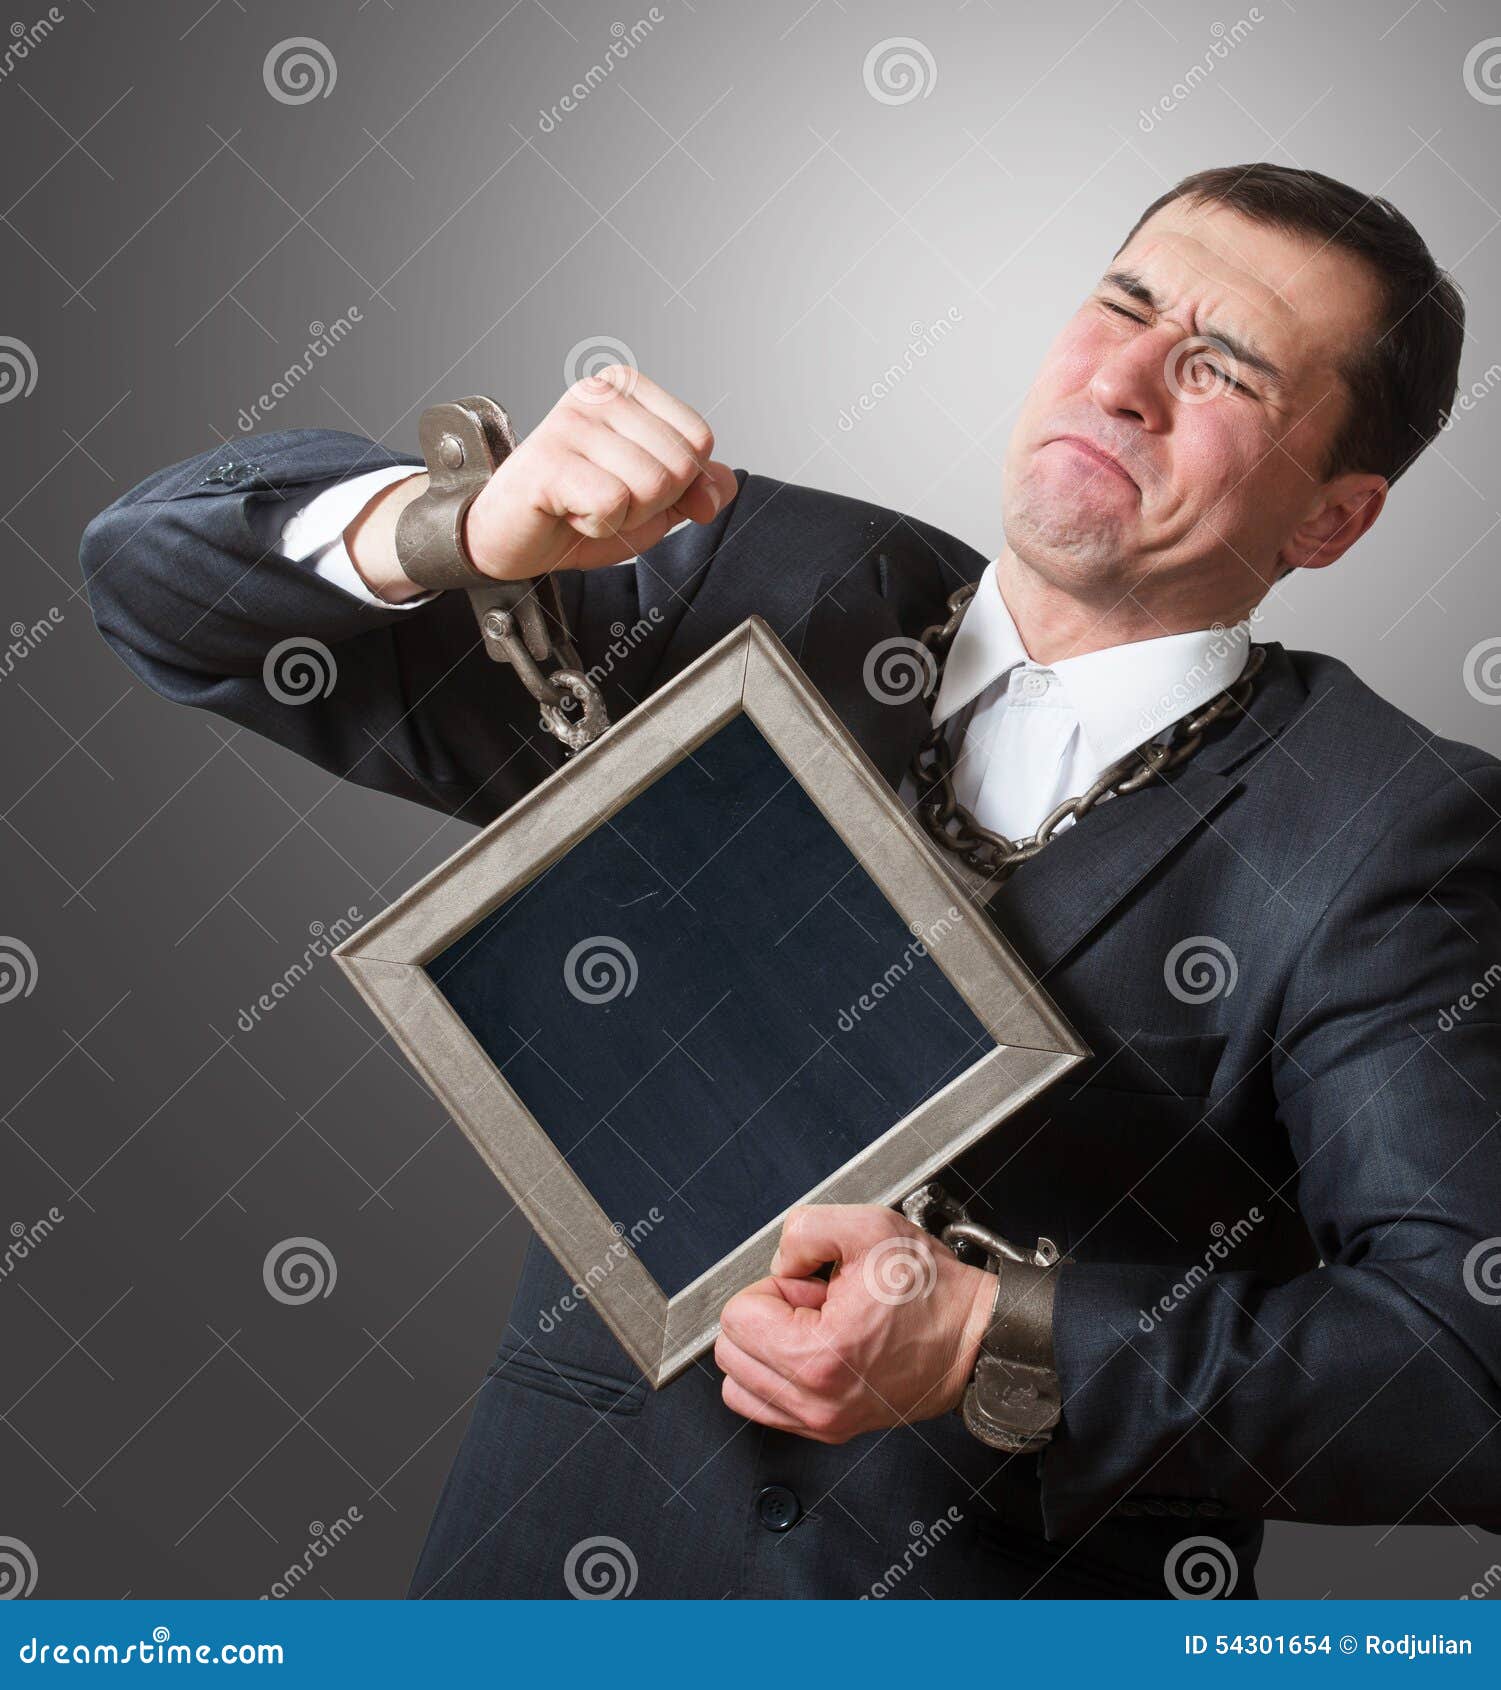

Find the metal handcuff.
[
  {"left": 902, "top": 1181, "right": 1073, "bottom": 1454},
  {"left": 392, "top": 395, "right": 610, "bottom": 752},
  {"left": 394, "top": 397, "right": 1070, "bottom": 1452}
]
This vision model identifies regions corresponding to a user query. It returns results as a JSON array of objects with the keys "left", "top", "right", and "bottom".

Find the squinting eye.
[
  {"left": 1102, "top": 301, "right": 1144, "bottom": 322},
  {"left": 1188, "top": 357, "right": 1250, "bottom": 397}
]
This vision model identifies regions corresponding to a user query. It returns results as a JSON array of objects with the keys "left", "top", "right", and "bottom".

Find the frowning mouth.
[{"left": 1048, "top": 434, "right": 1138, "bottom": 489}]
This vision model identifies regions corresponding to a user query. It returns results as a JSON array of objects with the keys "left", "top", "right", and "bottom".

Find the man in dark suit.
[{"left": 81, "top": 163, "right": 1501, "bottom": 1599}]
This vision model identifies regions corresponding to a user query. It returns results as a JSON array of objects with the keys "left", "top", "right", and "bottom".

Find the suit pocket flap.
[{"left": 488, "top": 1340, "right": 648, "bottom": 1415}]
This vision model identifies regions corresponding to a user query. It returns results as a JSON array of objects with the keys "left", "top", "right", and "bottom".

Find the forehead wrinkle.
[
  {"left": 1170, "top": 196, "right": 1299, "bottom": 316},
  {"left": 1169, "top": 205, "right": 1298, "bottom": 319}
]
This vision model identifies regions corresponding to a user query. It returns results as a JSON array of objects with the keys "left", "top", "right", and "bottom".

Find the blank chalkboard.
[
  {"left": 336, "top": 614, "right": 1086, "bottom": 1383},
  {"left": 426, "top": 710, "right": 996, "bottom": 1298}
]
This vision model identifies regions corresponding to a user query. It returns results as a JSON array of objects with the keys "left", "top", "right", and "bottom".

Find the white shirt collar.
[{"left": 932, "top": 558, "right": 1254, "bottom": 767}]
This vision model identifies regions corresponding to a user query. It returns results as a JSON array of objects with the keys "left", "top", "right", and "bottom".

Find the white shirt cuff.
[{"left": 280, "top": 465, "right": 435, "bottom": 608}]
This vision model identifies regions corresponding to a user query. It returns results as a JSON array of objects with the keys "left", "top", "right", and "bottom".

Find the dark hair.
[{"left": 1115, "top": 163, "right": 1464, "bottom": 486}]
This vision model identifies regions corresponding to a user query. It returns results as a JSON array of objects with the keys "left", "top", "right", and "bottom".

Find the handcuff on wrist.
[
  {"left": 392, "top": 395, "right": 609, "bottom": 752},
  {"left": 901, "top": 1182, "right": 1073, "bottom": 1454}
]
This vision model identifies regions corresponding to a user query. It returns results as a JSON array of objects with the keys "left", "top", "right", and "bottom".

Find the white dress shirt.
[
  {"left": 894, "top": 561, "right": 1252, "bottom": 839},
  {"left": 264, "top": 468, "right": 1252, "bottom": 840}
]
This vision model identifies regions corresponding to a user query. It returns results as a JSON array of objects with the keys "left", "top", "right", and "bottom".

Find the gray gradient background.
[{"left": 2, "top": 0, "right": 1499, "bottom": 1600}]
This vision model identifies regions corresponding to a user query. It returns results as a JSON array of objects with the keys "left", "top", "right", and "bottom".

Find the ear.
[{"left": 1277, "top": 473, "right": 1387, "bottom": 575}]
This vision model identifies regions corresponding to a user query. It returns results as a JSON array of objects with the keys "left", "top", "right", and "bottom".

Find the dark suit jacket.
[{"left": 81, "top": 427, "right": 1501, "bottom": 1600}]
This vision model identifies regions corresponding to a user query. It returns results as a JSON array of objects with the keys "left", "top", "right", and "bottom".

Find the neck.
[{"left": 993, "top": 545, "right": 1262, "bottom": 665}]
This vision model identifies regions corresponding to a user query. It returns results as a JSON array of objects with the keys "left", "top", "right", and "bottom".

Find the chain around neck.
[{"left": 906, "top": 581, "right": 1266, "bottom": 889}]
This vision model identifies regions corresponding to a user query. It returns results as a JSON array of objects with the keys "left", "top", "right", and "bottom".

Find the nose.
[{"left": 1088, "top": 328, "right": 1172, "bottom": 436}]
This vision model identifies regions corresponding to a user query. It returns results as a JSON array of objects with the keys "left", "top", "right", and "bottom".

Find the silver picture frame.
[{"left": 333, "top": 614, "right": 1089, "bottom": 1387}]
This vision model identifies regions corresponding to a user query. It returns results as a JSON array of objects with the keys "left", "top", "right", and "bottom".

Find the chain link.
[{"left": 907, "top": 581, "right": 1266, "bottom": 884}]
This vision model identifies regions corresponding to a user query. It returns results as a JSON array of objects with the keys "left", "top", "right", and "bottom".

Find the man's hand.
[
  {"left": 715, "top": 1203, "right": 998, "bottom": 1444},
  {"left": 346, "top": 366, "right": 739, "bottom": 600}
]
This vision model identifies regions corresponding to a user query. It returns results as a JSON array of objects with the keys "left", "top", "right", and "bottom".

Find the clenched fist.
[
  {"left": 346, "top": 365, "right": 740, "bottom": 601},
  {"left": 715, "top": 1203, "right": 998, "bottom": 1444}
]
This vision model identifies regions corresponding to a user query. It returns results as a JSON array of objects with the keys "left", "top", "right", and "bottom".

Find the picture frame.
[{"left": 333, "top": 614, "right": 1089, "bottom": 1386}]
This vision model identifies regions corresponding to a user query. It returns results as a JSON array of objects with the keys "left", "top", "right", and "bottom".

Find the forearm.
[
  {"left": 1039, "top": 1253, "right": 1501, "bottom": 1541},
  {"left": 78, "top": 428, "right": 560, "bottom": 820}
]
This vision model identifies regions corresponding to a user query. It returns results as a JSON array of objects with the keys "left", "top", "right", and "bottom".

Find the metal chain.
[
  {"left": 907, "top": 581, "right": 1266, "bottom": 885},
  {"left": 474, "top": 585, "right": 608, "bottom": 753}
]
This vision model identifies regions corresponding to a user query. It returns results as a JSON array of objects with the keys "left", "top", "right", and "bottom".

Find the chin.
[{"left": 1004, "top": 486, "right": 1130, "bottom": 575}]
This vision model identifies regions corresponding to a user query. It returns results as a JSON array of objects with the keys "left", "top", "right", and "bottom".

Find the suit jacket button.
[
  {"left": 755, "top": 1484, "right": 801, "bottom": 1532},
  {"left": 1168, "top": 1500, "right": 1194, "bottom": 1517},
  {"left": 1198, "top": 1500, "right": 1226, "bottom": 1517},
  {"left": 1143, "top": 1499, "right": 1169, "bottom": 1516},
  {"left": 1116, "top": 1500, "right": 1142, "bottom": 1517}
]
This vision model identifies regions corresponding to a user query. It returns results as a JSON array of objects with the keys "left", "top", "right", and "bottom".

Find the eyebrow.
[{"left": 1099, "top": 268, "right": 1287, "bottom": 391}]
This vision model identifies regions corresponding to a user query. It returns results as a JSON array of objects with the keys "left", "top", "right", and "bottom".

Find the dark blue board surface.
[{"left": 426, "top": 710, "right": 996, "bottom": 1297}]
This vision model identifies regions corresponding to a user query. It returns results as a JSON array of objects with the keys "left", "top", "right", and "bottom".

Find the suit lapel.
[{"left": 790, "top": 572, "right": 937, "bottom": 793}]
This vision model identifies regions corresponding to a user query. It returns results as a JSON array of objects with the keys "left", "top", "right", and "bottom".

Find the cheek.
[
  {"left": 1041, "top": 320, "right": 1102, "bottom": 396},
  {"left": 1017, "top": 320, "right": 1099, "bottom": 425},
  {"left": 1169, "top": 405, "right": 1265, "bottom": 511}
]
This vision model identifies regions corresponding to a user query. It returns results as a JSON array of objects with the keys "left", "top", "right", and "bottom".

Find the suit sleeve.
[
  {"left": 79, "top": 427, "right": 688, "bottom": 826},
  {"left": 1038, "top": 760, "right": 1501, "bottom": 1542}
]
